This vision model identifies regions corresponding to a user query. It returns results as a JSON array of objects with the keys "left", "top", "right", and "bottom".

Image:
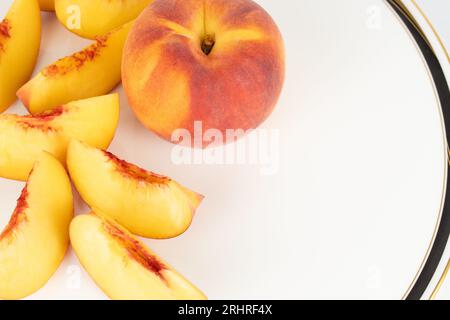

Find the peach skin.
[
  {"left": 70, "top": 213, "right": 207, "bottom": 300},
  {"left": 67, "top": 140, "right": 204, "bottom": 239},
  {"left": 122, "top": 0, "right": 285, "bottom": 146},
  {"left": 0, "top": 0, "right": 41, "bottom": 113},
  {"left": 0, "top": 94, "right": 119, "bottom": 181},
  {"left": 17, "top": 21, "right": 132, "bottom": 114},
  {"left": 0, "top": 152, "right": 73, "bottom": 300},
  {"left": 55, "top": 0, "right": 153, "bottom": 39}
]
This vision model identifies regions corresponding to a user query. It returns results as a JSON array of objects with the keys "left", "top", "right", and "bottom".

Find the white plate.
[{"left": 0, "top": 0, "right": 449, "bottom": 300}]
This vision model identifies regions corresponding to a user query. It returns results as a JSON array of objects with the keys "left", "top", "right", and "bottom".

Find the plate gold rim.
[{"left": 389, "top": 0, "right": 450, "bottom": 300}]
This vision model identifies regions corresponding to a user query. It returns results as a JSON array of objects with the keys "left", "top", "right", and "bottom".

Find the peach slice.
[
  {"left": 0, "top": 94, "right": 119, "bottom": 181},
  {"left": 70, "top": 213, "right": 206, "bottom": 300},
  {"left": 0, "top": 0, "right": 41, "bottom": 113},
  {"left": 67, "top": 140, "right": 203, "bottom": 239},
  {"left": 55, "top": 0, "right": 153, "bottom": 39},
  {"left": 17, "top": 22, "right": 131, "bottom": 115},
  {"left": 0, "top": 152, "right": 73, "bottom": 300},
  {"left": 39, "top": 0, "right": 54, "bottom": 11}
]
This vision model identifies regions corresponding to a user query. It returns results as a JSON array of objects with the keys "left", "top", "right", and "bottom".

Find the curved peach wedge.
[
  {"left": 39, "top": 0, "right": 54, "bottom": 11},
  {"left": 0, "top": 152, "right": 73, "bottom": 300},
  {"left": 0, "top": 94, "right": 119, "bottom": 181},
  {"left": 0, "top": 0, "right": 41, "bottom": 113},
  {"left": 67, "top": 140, "right": 204, "bottom": 239},
  {"left": 55, "top": 0, "right": 153, "bottom": 39},
  {"left": 70, "top": 213, "right": 206, "bottom": 300},
  {"left": 17, "top": 22, "right": 131, "bottom": 114}
]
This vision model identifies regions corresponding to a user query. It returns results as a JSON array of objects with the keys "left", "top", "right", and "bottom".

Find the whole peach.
[{"left": 122, "top": 0, "right": 285, "bottom": 146}]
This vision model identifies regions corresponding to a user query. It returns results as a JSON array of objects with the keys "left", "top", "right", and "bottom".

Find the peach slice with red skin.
[
  {"left": 17, "top": 21, "right": 131, "bottom": 114},
  {"left": 0, "top": 152, "right": 73, "bottom": 300},
  {"left": 0, "top": 0, "right": 41, "bottom": 113},
  {"left": 67, "top": 140, "right": 204, "bottom": 239},
  {"left": 0, "top": 94, "right": 119, "bottom": 181},
  {"left": 70, "top": 213, "right": 207, "bottom": 300}
]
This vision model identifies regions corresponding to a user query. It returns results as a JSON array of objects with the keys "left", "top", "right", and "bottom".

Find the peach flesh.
[
  {"left": 103, "top": 150, "right": 170, "bottom": 185},
  {"left": 42, "top": 37, "right": 107, "bottom": 77},
  {"left": 0, "top": 186, "right": 28, "bottom": 241},
  {"left": 0, "top": 19, "right": 11, "bottom": 52},
  {"left": 0, "top": 19, "right": 11, "bottom": 37},
  {"left": 66, "top": 140, "right": 203, "bottom": 239},
  {"left": 104, "top": 221, "right": 167, "bottom": 280},
  {"left": 15, "top": 107, "right": 66, "bottom": 132}
]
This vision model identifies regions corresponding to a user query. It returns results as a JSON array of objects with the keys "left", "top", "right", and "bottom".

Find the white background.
[{"left": 0, "top": 0, "right": 449, "bottom": 300}]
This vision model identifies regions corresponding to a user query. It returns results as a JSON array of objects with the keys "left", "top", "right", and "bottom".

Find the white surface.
[{"left": 0, "top": 0, "right": 447, "bottom": 299}]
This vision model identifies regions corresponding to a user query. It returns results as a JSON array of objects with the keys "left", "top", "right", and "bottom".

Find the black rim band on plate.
[{"left": 387, "top": 0, "right": 450, "bottom": 300}]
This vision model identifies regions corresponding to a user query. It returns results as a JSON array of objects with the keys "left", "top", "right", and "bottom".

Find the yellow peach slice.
[
  {"left": 39, "top": 0, "right": 54, "bottom": 11},
  {"left": 0, "top": 0, "right": 41, "bottom": 113},
  {"left": 55, "top": 0, "right": 153, "bottom": 39},
  {"left": 17, "top": 22, "right": 131, "bottom": 114},
  {"left": 0, "top": 94, "right": 119, "bottom": 181},
  {"left": 70, "top": 213, "right": 206, "bottom": 300},
  {"left": 0, "top": 152, "right": 73, "bottom": 300},
  {"left": 67, "top": 140, "right": 203, "bottom": 239}
]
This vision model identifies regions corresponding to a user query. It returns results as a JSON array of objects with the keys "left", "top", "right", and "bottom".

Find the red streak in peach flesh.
[
  {"left": 16, "top": 106, "right": 66, "bottom": 132},
  {"left": 31, "top": 106, "right": 65, "bottom": 120},
  {"left": 0, "top": 19, "right": 11, "bottom": 52},
  {"left": 0, "top": 186, "right": 28, "bottom": 241},
  {"left": 42, "top": 36, "right": 107, "bottom": 77},
  {"left": 104, "top": 221, "right": 167, "bottom": 279},
  {"left": 103, "top": 150, "right": 170, "bottom": 185},
  {"left": 0, "top": 19, "right": 10, "bottom": 38}
]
